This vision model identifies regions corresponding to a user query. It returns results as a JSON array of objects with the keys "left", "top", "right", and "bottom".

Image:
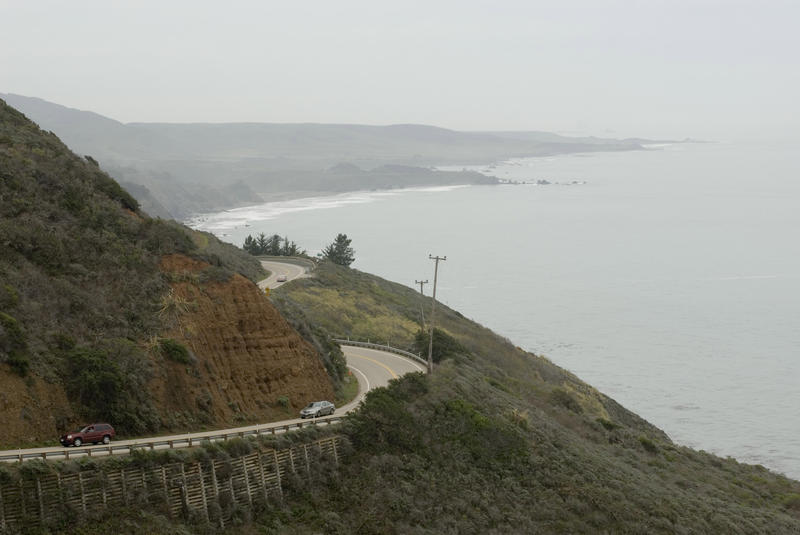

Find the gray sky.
[{"left": 2, "top": 0, "right": 798, "bottom": 140}]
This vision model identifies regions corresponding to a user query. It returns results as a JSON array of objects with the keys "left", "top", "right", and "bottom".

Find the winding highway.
[{"left": 0, "top": 261, "right": 423, "bottom": 462}]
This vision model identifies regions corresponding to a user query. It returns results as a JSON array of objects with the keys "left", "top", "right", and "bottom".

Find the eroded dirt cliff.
[{"left": 150, "top": 254, "right": 335, "bottom": 429}]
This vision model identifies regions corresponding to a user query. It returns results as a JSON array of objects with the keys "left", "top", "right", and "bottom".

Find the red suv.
[{"left": 60, "top": 423, "right": 116, "bottom": 447}]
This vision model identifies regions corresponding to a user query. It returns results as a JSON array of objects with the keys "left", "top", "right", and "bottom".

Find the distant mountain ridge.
[{"left": 1, "top": 93, "right": 669, "bottom": 220}]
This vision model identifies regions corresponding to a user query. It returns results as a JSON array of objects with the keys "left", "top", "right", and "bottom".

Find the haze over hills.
[{"left": 2, "top": 93, "right": 661, "bottom": 220}]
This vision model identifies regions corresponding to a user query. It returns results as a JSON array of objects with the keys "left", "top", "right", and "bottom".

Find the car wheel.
[
  {"left": 73, "top": 438, "right": 82, "bottom": 447},
  {"left": 102, "top": 435, "right": 111, "bottom": 445}
]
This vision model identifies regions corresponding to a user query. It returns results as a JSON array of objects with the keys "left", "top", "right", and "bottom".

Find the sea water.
[{"left": 189, "top": 141, "right": 800, "bottom": 479}]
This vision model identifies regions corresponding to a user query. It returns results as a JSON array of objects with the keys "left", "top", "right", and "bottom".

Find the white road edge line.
[{"left": 347, "top": 364, "right": 370, "bottom": 405}]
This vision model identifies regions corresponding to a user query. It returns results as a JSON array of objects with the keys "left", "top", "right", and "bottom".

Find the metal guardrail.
[
  {"left": 333, "top": 338, "right": 428, "bottom": 367},
  {"left": 0, "top": 416, "right": 344, "bottom": 463}
]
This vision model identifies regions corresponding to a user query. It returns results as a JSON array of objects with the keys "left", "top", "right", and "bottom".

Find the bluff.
[{"left": 0, "top": 99, "right": 333, "bottom": 446}]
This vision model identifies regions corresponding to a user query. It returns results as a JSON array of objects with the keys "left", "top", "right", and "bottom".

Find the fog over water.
[{"left": 191, "top": 142, "right": 800, "bottom": 479}]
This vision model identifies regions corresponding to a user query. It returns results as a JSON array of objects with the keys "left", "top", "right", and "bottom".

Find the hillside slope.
[
  {"left": 0, "top": 99, "right": 334, "bottom": 445},
  {"left": 267, "top": 262, "right": 800, "bottom": 533}
]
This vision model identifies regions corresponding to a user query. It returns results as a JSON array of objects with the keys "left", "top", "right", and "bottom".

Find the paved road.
[
  {"left": 257, "top": 260, "right": 310, "bottom": 290},
  {"left": 0, "top": 344, "right": 423, "bottom": 462},
  {"left": 0, "top": 260, "right": 424, "bottom": 462}
]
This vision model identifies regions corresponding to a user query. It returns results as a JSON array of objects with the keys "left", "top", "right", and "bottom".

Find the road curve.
[
  {"left": 0, "top": 344, "right": 423, "bottom": 462},
  {"left": 257, "top": 259, "right": 310, "bottom": 290}
]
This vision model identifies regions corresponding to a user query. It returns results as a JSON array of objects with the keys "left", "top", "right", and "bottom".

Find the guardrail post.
[
  {"left": 168, "top": 440, "right": 173, "bottom": 449},
  {"left": 188, "top": 437, "right": 193, "bottom": 447}
]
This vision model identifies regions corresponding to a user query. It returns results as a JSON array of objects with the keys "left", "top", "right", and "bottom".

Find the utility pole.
[
  {"left": 415, "top": 280, "right": 428, "bottom": 295},
  {"left": 427, "top": 255, "right": 446, "bottom": 374},
  {"left": 415, "top": 279, "right": 428, "bottom": 329}
]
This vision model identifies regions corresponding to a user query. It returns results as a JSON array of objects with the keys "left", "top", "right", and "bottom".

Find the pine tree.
[
  {"left": 243, "top": 234, "right": 258, "bottom": 255},
  {"left": 321, "top": 233, "right": 355, "bottom": 266},
  {"left": 256, "top": 233, "right": 269, "bottom": 254},
  {"left": 268, "top": 234, "right": 282, "bottom": 256}
]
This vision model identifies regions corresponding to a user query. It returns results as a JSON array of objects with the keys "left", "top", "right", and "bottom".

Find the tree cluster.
[{"left": 243, "top": 233, "right": 303, "bottom": 257}]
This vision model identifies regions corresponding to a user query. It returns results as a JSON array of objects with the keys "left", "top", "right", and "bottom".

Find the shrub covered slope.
[{"left": 266, "top": 261, "right": 800, "bottom": 533}]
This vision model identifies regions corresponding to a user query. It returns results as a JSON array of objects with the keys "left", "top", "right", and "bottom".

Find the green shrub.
[
  {"left": 638, "top": 435, "right": 659, "bottom": 453},
  {"left": 159, "top": 338, "right": 192, "bottom": 364},
  {"left": 277, "top": 395, "right": 290, "bottom": 409},
  {"left": 597, "top": 417, "right": 620, "bottom": 431},
  {"left": 782, "top": 493, "right": 800, "bottom": 512},
  {"left": 413, "top": 327, "right": 467, "bottom": 363},
  {"left": 198, "top": 266, "right": 234, "bottom": 283},
  {"left": 6, "top": 352, "right": 30, "bottom": 376},
  {"left": 0, "top": 284, "right": 19, "bottom": 309},
  {"left": 62, "top": 340, "right": 159, "bottom": 434},
  {"left": 549, "top": 387, "right": 583, "bottom": 413},
  {"left": 0, "top": 311, "right": 29, "bottom": 376}
]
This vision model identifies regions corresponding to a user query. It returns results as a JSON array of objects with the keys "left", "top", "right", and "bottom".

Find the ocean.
[{"left": 188, "top": 141, "right": 800, "bottom": 479}]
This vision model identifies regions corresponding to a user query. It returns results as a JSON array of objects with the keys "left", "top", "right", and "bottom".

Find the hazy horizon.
[{"left": 2, "top": 1, "right": 798, "bottom": 142}]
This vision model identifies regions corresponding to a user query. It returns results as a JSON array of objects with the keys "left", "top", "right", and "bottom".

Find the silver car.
[{"left": 300, "top": 400, "right": 335, "bottom": 418}]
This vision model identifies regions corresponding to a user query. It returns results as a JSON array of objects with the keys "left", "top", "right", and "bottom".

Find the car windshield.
[
  {"left": 77, "top": 425, "right": 90, "bottom": 433},
  {"left": 305, "top": 402, "right": 319, "bottom": 408}
]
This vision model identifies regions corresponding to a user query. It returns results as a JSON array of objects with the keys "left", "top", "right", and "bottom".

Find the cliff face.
[
  {"left": 0, "top": 99, "right": 333, "bottom": 445},
  {"left": 151, "top": 255, "right": 334, "bottom": 427}
]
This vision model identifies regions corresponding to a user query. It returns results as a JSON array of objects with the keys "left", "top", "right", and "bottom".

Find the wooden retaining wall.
[{"left": 0, "top": 436, "right": 340, "bottom": 531}]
